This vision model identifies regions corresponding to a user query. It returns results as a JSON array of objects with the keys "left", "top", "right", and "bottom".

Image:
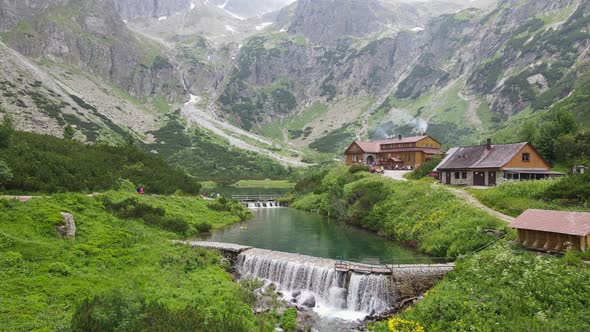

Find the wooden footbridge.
[{"left": 231, "top": 195, "right": 282, "bottom": 202}]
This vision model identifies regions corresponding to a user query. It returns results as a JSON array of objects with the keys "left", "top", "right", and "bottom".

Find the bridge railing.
[
  {"left": 335, "top": 256, "right": 452, "bottom": 272},
  {"left": 232, "top": 195, "right": 283, "bottom": 201}
]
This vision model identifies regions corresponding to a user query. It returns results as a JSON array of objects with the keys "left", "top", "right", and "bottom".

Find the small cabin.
[{"left": 509, "top": 209, "right": 590, "bottom": 252}]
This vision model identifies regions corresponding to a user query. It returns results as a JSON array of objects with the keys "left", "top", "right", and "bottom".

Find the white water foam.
[{"left": 237, "top": 249, "right": 396, "bottom": 320}]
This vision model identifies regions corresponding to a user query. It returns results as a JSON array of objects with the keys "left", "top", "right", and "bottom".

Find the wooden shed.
[{"left": 509, "top": 209, "right": 590, "bottom": 252}]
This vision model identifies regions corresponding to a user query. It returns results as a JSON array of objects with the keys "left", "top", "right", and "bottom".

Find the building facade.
[
  {"left": 435, "top": 140, "right": 563, "bottom": 186},
  {"left": 344, "top": 135, "right": 443, "bottom": 169},
  {"left": 509, "top": 209, "right": 590, "bottom": 252}
]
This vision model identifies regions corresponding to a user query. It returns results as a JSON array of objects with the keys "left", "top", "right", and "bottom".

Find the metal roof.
[
  {"left": 436, "top": 142, "right": 528, "bottom": 170},
  {"left": 504, "top": 168, "right": 565, "bottom": 175},
  {"left": 509, "top": 209, "right": 590, "bottom": 236}
]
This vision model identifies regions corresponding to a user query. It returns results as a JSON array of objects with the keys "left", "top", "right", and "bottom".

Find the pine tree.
[
  {"left": 0, "top": 114, "right": 15, "bottom": 148},
  {"left": 63, "top": 124, "right": 76, "bottom": 140}
]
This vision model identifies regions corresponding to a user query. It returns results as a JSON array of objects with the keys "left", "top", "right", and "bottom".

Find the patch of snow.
[
  {"left": 279, "top": 28, "right": 287, "bottom": 32},
  {"left": 122, "top": 19, "right": 128, "bottom": 23},
  {"left": 410, "top": 27, "right": 424, "bottom": 32},
  {"left": 190, "top": 2, "right": 196, "bottom": 10},
  {"left": 225, "top": 25, "right": 237, "bottom": 33},
  {"left": 158, "top": 16, "right": 167, "bottom": 21},
  {"left": 256, "top": 22, "right": 273, "bottom": 31}
]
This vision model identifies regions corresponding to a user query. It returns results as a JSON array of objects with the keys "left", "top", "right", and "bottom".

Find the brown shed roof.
[
  {"left": 436, "top": 142, "right": 528, "bottom": 170},
  {"left": 508, "top": 209, "right": 590, "bottom": 236}
]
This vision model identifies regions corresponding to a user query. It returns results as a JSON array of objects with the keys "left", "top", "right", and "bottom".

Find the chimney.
[
  {"left": 486, "top": 138, "right": 492, "bottom": 150},
  {"left": 398, "top": 134, "right": 402, "bottom": 140}
]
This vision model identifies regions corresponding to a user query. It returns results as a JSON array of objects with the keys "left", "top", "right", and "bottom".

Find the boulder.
[
  {"left": 56, "top": 212, "right": 76, "bottom": 238},
  {"left": 301, "top": 295, "right": 315, "bottom": 308}
]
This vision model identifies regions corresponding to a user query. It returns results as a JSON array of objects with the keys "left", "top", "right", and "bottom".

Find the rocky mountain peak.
[
  {"left": 287, "top": 0, "right": 387, "bottom": 44},
  {"left": 113, "top": 0, "right": 191, "bottom": 20}
]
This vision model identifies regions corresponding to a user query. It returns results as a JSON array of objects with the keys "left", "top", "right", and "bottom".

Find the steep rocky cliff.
[
  {"left": 212, "top": 0, "right": 590, "bottom": 151},
  {"left": 114, "top": 0, "right": 190, "bottom": 20},
  {"left": 1, "top": 0, "right": 184, "bottom": 101}
]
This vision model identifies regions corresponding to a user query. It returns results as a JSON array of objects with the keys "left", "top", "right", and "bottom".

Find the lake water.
[{"left": 199, "top": 208, "right": 431, "bottom": 264}]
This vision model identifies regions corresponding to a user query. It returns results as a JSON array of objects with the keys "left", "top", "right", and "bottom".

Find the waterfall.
[
  {"left": 237, "top": 249, "right": 396, "bottom": 319},
  {"left": 246, "top": 201, "right": 281, "bottom": 209}
]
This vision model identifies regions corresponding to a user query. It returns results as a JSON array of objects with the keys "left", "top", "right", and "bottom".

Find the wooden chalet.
[
  {"left": 435, "top": 139, "right": 564, "bottom": 186},
  {"left": 509, "top": 209, "right": 590, "bottom": 252},
  {"left": 344, "top": 135, "right": 444, "bottom": 169}
]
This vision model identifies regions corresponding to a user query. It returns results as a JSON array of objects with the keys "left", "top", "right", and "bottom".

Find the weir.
[
  {"left": 181, "top": 241, "right": 454, "bottom": 318},
  {"left": 231, "top": 195, "right": 285, "bottom": 208}
]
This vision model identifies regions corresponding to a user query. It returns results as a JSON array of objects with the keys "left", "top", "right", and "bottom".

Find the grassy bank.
[
  {"left": 371, "top": 242, "right": 590, "bottom": 332},
  {"left": 290, "top": 166, "right": 507, "bottom": 258},
  {"left": 468, "top": 176, "right": 590, "bottom": 217},
  {"left": 0, "top": 192, "right": 262, "bottom": 331}
]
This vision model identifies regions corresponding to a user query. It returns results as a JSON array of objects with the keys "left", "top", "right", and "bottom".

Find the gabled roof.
[
  {"left": 436, "top": 142, "right": 528, "bottom": 170},
  {"left": 509, "top": 209, "right": 590, "bottom": 236},
  {"left": 348, "top": 136, "right": 437, "bottom": 154}
]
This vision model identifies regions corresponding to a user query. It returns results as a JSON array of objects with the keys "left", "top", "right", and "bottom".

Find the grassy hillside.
[
  {"left": 289, "top": 165, "right": 506, "bottom": 258},
  {"left": 0, "top": 192, "right": 261, "bottom": 331},
  {"left": 371, "top": 243, "right": 590, "bottom": 332},
  {"left": 468, "top": 175, "right": 590, "bottom": 217}
]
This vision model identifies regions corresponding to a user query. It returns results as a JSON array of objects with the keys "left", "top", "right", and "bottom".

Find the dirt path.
[
  {"left": 445, "top": 187, "right": 515, "bottom": 223},
  {"left": 0, "top": 193, "right": 101, "bottom": 202},
  {"left": 383, "top": 170, "right": 410, "bottom": 181}
]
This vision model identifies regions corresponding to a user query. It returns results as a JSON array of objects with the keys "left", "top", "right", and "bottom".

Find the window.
[
  {"left": 462, "top": 172, "right": 467, "bottom": 179},
  {"left": 522, "top": 153, "right": 530, "bottom": 162},
  {"left": 455, "top": 172, "right": 460, "bottom": 179}
]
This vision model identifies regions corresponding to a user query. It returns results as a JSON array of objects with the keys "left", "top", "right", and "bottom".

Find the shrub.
[
  {"left": 406, "top": 157, "right": 442, "bottom": 180},
  {"left": 543, "top": 173, "right": 590, "bottom": 203},
  {"left": 280, "top": 308, "right": 298, "bottom": 332},
  {"left": 0, "top": 159, "right": 13, "bottom": 186},
  {"left": 47, "top": 262, "right": 72, "bottom": 276},
  {"left": 104, "top": 198, "right": 189, "bottom": 234},
  {"left": 195, "top": 221, "right": 212, "bottom": 233},
  {"left": 348, "top": 165, "right": 371, "bottom": 174}
]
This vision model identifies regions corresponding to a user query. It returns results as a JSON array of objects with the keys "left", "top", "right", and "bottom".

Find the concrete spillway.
[{"left": 181, "top": 241, "right": 454, "bottom": 320}]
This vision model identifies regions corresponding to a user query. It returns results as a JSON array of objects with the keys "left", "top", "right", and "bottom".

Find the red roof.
[
  {"left": 509, "top": 209, "right": 590, "bottom": 236},
  {"left": 351, "top": 136, "right": 438, "bottom": 154}
]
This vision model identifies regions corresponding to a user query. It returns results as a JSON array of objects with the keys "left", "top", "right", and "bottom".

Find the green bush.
[
  {"left": 406, "top": 157, "right": 442, "bottom": 180},
  {"left": 469, "top": 178, "right": 589, "bottom": 217},
  {"left": 195, "top": 221, "right": 213, "bottom": 234},
  {"left": 543, "top": 173, "right": 590, "bottom": 203},
  {"left": 348, "top": 165, "right": 371, "bottom": 174},
  {"left": 104, "top": 198, "right": 190, "bottom": 234},
  {"left": 280, "top": 308, "right": 298, "bottom": 332}
]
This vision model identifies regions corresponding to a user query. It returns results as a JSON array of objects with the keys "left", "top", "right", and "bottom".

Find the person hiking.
[
  {"left": 136, "top": 185, "right": 141, "bottom": 194},
  {"left": 139, "top": 186, "right": 145, "bottom": 195}
]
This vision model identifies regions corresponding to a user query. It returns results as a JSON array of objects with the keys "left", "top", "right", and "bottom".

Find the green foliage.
[
  {"left": 0, "top": 160, "right": 13, "bottom": 186},
  {"left": 0, "top": 131, "right": 201, "bottom": 194},
  {"left": 63, "top": 124, "right": 76, "bottom": 140},
  {"left": 309, "top": 124, "right": 354, "bottom": 153},
  {"left": 103, "top": 197, "right": 191, "bottom": 235},
  {"left": 0, "top": 193, "right": 260, "bottom": 331},
  {"left": 469, "top": 178, "right": 590, "bottom": 217},
  {"left": 543, "top": 173, "right": 590, "bottom": 204},
  {"left": 280, "top": 308, "right": 298, "bottom": 332},
  {"left": 207, "top": 197, "right": 252, "bottom": 221},
  {"left": 0, "top": 114, "right": 15, "bottom": 148},
  {"left": 406, "top": 157, "right": 442, "bottom": 180},
  {"left": 348, "top": 165, "right": 371, "bottom": 174},
  {"left": 292, "top": 166, "right": 505, "bottom": 257},
  {"left": 371, "top": 244, "right": 590, "bottom": 332},
  {"left": 148, "top": 123, "right": 290, "bottom": 182}
]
